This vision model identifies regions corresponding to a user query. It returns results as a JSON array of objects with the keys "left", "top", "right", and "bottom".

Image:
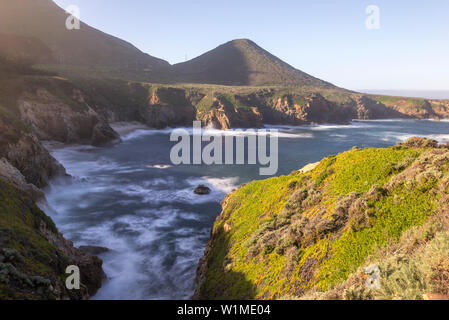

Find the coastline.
[
  {"left": 8, "top": 119, "right": 449, "bottom": 300},
  {"left": 110, "top": 122, "right": 153, "bottom": 136}
]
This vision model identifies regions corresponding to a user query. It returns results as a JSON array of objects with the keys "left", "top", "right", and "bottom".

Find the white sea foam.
[
  {"left": 122, "top": 125, "right": 314, "bottom": 141},
  {"left": 265, "top": 123, "right": 368, "bottom": 131},
  {"left": 202, "top": 128, "right": 313, "bottom": 139},
  {"left": 195, "top": 176, "right": 240, "bottom": 194},
  {"left": 86, "top": 208, "right": 207, "bottom": 300},
  {"left": 330, "top": 134, "right": 348, "bottom": 138},
  {"left": 93, "top": 248, "right": 148, "bottom": 300},
  {"left": 398, "top": 134, "right": 449, "bottom": 143},
  {"left": 120, "top": 175, "right": 239, "bottom": 206},
  {"left": 110, "top": 122, "right": 151, "bottom": 136},
  {"left": 146, "top": 164, "right": 173, "bottom": 169},
  {"left": 352, "top": 119, "right": 414, "bottom": 123},
  {"left": 430, "top": 134, "right": 449, "bottom": 142},
  {"left": 121, "top": 127, "right": 188, "bottom": 141},
  {"left": 310, "top": 124, "right": 367, "bottom": 130}
]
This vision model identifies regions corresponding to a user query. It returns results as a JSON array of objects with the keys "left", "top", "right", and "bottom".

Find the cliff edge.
[{"left": 195, "top": 138, "right": 449, "bottom": 300}]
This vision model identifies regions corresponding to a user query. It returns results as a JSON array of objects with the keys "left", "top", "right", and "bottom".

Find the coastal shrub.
[
  {"left": 0, "top": 180, "right": 78, "bottom": 299},
  {"left": 198, "top": 140, "right": 449, "bottom": 300},
  {"left": 431, "top": 258, "right": 449, "bottom": 295},
  {"left": 399, "top": 137, "right": 439, "bottom": 148}
]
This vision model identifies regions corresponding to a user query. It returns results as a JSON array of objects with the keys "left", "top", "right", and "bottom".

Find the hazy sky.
[{"left": 53, "top": 0, "right": 449, "bottom": 91}]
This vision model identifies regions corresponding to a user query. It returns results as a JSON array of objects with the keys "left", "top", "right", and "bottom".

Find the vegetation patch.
[
  {"left": 198, "top": 139, "right": 449, "bottom": 300},
  {"left": 373, "top": 95, "right": 428, "bottom": 110},
  {"left": 0, "top": 180, "right": 82, "bottom": 300}
]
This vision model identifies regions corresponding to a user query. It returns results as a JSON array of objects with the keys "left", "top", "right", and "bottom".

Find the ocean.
[{"left": 42, "top": 119, "right": 449, "bottom": 300}]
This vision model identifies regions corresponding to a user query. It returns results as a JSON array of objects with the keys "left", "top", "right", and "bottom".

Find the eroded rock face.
[
  {"left": 0, "top": 158, "right": 44, "bottom": 200},
  {"left": 144, "top": 87, "right": 197, "bottom": 128},
  {"left": 91, "top": 119, "right": 121, "bottom": 146},
  {"left": 198, "top": 105, "right": 263, "bottom": 130},
  {"left": 77, "top": 80, "right": 449, "bottom": 131},
  {"left": 192, "top": 92, "right": 419, "bottom": 129},
  {"left": 354, "top": 96, "right": 410, "bottom": 120},
  {"left": 431, "top": 100, "right": 449, "bottom": 119},
  {"left": 0, "top": 117, "right": 65, "bottom": 188},
  {"left": 300, "top": 94, "right": 349, "bottom": 124},
  {"left": 145, "top": 103, "right": 197, "bottom": 128},
  {"left": 18, "top": 87, "right": 120, "bottom": 146},
  {"left": 387, "top": 100, "right": 439, "bottom": 119}
]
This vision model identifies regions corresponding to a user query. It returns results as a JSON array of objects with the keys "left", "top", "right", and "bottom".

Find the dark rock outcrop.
[
  {"left": 18, "top": 84, "right": 120, "bottom": 146},
  {"left": 353, "top": 96, "right": 409, "bottom": 120},
  {"left": 198, "top": 105, "right": 263, "bottom": 130},
  {"left": 0, "top": 157, "right": 44, "bottom": 201},
  {"left": 144, "top": 87, "right": 197, "bottom": 128},
  {"left": 194, "top": 185, "right": 211, "bottom": 195},
  {"left": 0, "top": 116, "right": 65, "bottom": 189}
]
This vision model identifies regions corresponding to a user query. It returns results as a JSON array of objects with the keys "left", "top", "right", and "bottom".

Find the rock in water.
[{"left": 194, "top": 185, "right": 211, "bottom": 195}]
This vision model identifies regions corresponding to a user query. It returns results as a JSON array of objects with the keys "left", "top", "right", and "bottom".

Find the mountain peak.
[
  {"left": 228, "top": 38, "right": 255, "bottom": 44},
  {"left": 173, "top": 39, "right": 334, "bottom": 87}
]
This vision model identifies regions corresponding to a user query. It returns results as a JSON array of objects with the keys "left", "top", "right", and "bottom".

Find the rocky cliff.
[
  {"left": 76, "top": 80, "right": 448, "bottom": 131},
  {"left": 0, "top": 113, "right": 65, "bottom": 189},
  {"left": 0, "top": 59, "right": 113, "bottom": 299},
  {"left": 195, "top": 138, "right": 449, "bottom": 300},
  {"left": 0, "top": 57, "right": 119, "bottom": 184},
  {"left": 0, "top": 179, "right": 105, "bottom": 300},
  {"left": 17, "top": 79, "right": 119, "bottom": 146}
]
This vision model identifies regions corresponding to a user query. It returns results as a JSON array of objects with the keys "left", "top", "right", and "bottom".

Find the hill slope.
[
  {"left": 0, "top": 0, "right": 169, "bottom": 72},
  {"left": 0, "top": 179, "right": 105, "bottom": 299},
  {"left": 195, "top": 138, "right": 449, "bottom": 300},
  {"left": 172, "top": 39, "right": 335, "bottom": 87}
]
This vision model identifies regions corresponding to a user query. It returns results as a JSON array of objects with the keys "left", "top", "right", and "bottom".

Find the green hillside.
[{"left": 196, "top": 138, "right": 449, "bottom": 300}]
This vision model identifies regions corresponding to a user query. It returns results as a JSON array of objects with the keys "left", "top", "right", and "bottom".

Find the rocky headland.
[{"left": 194, "top": 138, "right": 449, "bottom": 300}]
